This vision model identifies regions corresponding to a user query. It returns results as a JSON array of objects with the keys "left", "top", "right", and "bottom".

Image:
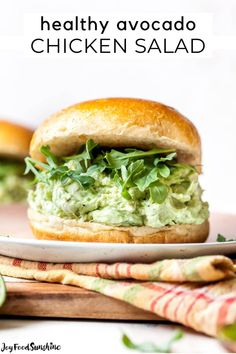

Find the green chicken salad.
[
  {"left": 0, "top": 159, "right": 30, "bottom": 203},
  {"left": 25, "top": 140, "right": 209, "bottom": 228}
]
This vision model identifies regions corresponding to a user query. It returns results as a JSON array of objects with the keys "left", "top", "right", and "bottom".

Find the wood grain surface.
[{"left": 0, "top": 281, "right": 161, "bottom": 321}]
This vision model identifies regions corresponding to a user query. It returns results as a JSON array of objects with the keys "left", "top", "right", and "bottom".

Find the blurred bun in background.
[{"left": 0, "top": 120, "right": 33, "bottom": 204}]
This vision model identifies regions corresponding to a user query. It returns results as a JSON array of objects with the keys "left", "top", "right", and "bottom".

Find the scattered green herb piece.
[
  {"left": 218, "top": 324, "right": 236, "bottom": 352},
  {"left": 219, "top": 324, "right": 236, "bottom": 341},
  {"left": 121, "top": 330, "right": 184, "bottom": 353},
  {"left": 217, "top": 234, "right": 236, "bottom": 242}
]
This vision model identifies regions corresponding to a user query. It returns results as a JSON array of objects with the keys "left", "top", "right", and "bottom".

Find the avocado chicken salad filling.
[
  {"left": 0, "top": 159, "right": 30, "bottom": 203},
  {"left": 25, "top": 140, "right": 209, "bottom": 228}
]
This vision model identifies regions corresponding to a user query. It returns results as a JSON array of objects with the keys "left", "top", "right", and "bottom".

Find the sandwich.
[
  {"left": 26, "top": 98, "right": 209, "bottom": 243},
  {"left": 0, "top": 120, "right": 33, "bottom": 203}
]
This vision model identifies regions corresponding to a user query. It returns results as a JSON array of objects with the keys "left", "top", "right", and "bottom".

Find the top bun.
[
  {"left": 0, "top": 120, "right": 33, "bottom": 160},
  {"left": 30, "top": 98, "right": 201, "bottom": 167}
]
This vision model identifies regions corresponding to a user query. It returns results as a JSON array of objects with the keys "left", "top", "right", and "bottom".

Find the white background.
[
  {"left": 0, "top": 319, "right": 225, "bottom": 354},
  {"left": 0, "top": 0, "right": 236, "bottom": 215},
  {"left": 0, "top": 1, "right": 235, "bottom": 353}
]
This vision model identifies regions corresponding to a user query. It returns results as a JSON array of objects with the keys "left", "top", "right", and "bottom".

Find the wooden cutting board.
[{"left": 0, "top": 280, "right": 161, "bottom": 321}]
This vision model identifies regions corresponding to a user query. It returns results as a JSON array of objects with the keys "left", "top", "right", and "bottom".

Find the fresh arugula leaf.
[
  {"left": 84, "top": 140, "right": 98, "bottom": 168},
  {"left": 25, "top": 144, "right": 96, "bottom": 189},
  {"left": 86, "top": 139, "right": 98, "bottom": 156},
  {"left": 40, "top": 145, "right": 59, "bottom": 168},
  {"left": 119, "top": 160, "right": 144, "bottom": 199},
  {"left": 64, "top": 140, "right": 97, "bottom": 162},
  {"left": 122, "top": 330, "right": 184, "bottom": 353},
  {"left": 86, "top": 164, "right": 106, "bottom": 175},
  {"left": 24, "top": 139, "right": 197, "bottom": 204},
  {"left": 150, "top": 183, "right": 169, "bottom": 204},
  {"left": 68, "top": 172, "right": 95, "bottom": 189},
  {"left": 63, "top": 140, "right": 98, "bottom": 171},
  {"left": 106, "top": 150, "right": 129, "bottom": 169},
  {"left": 158, "top": 164, "right": 170, "bottom": 178},
  {"left": 217, "top": 234, "right": 226, "bottom": 242},
  {"left": 217, "top": 234, "right": 236, "bottom": 242},
  {"left": 113, "top": 172, "right": 123, "bottom": 188},
  {"left": 128, "top": 160, "right": 145, "bottom": 180},
  {"left": 135, "top": 168, "right": 158, "bottom": 192},
  {"left": 106, "top": 148, "right": 175, "bottom": 168},
  {"left": 48, "top": 165, "right": 69, "bottom": 180},
  {"left": 121, "top": 165, "right": 129, "bottom": 181},
  {"left": 120, "top": 160, "right": 144, "bottom": 199},
  {"left": 24, "top": 158, "right": 47, "bottom": 181},
  {"left": 154, "top": 152, "right": 177, "bottom": 166},
  {"left": 121, "top": 148, "right": 176, "bottom": 160}
]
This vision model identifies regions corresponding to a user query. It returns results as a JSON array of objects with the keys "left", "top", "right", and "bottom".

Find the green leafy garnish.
[
  {"left": 135, "top": 168, "right": 158, "bottom": 192},
  {"left": 219, "top": 324, "right": 236, "bottom": 341},
  {"left": 40, "top": 145, "right": 59, "bottom": 168},
  {"left": 25, "top": 145, "right": 96, "bottom": 189},
  {"left": 122, "top": 330, "right": 184, "bottom": 353},
  {"left": 64, "top": 139, "right": 98, "bottom": 170},
  {"left": 24, "top": 140, "right": 197, "bottom": 204},
  {"left": 217, "top": 323, "right": 236, "bottom": 353},
  {"left": 150, "top": 183, "right": 169, "bottom": 204},
  {"left": 217, "top": 234, "right": 236, "bottom": 242},
  {"left": 218, "top": 324, "right": 236, "bottom": 353}
]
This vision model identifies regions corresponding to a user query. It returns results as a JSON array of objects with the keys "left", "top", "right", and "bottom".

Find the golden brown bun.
[
  {"left": 30, "top": 98, "right": 201, "bottom": 167},
  {"left": 0, "top": 120, "right": 33, "bottom": 160},
  {"left": 28, "top": 209, "right": 209, "bottom": 244}
]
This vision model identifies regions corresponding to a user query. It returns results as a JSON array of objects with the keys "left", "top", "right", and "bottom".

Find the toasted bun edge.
[
  {"left": 0, "top": 120, "right": 33, "bottom": 159},
  {"left": 29, "top": 209, "right": 209, "bottom": 244}
]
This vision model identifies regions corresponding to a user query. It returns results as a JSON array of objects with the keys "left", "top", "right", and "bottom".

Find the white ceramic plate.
[{"left": 0, "top": 205, "right": 235, "bottom": 263}]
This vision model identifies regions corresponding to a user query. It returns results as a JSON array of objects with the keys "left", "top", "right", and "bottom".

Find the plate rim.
[
  {"left": 0, "top": 235, "right": 236, "bottom": 249},
  {"left": 0, "top": 210, "right": 235, "bottom": 251}
]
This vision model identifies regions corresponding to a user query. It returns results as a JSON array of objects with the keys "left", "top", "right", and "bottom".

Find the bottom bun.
[{"left": 28, "top": 209, "right": 209, "bottom": 244}]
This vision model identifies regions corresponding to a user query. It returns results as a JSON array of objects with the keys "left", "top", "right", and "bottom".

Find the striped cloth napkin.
[{"left": 0, "top": 254, "right": 236, "bottom": 337}]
